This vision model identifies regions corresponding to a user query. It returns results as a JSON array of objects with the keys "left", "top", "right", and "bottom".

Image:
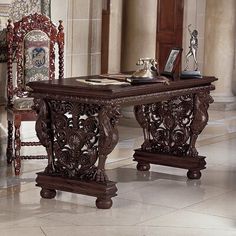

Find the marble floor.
[{"left": 0, "top": 110, "right": 236, "bottom": 235}]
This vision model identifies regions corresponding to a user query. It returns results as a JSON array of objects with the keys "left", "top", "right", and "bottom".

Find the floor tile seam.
[
  {"left": 135, "top": 210, "right": 236, "bottom": 227},
  {"left": 115, "top": 196, "right": 179, "bottom": 210},
  {"left": 115, "top": 179, "right": 164, "bottom": 195},
  {"left": 0, "top": 208, "right": 54, "bottom": 216},
  {"left": 0, "top": 224, "right": 48, "bottom": 231},
  {"left": 37, "top": 225, "right": 236, "bottom": 232},
  {"left": 181, "top": 189, "right": 236, "bottom": 210},
  {"left": 106, "top": 159, "right": 134, "bottom": 169},
  {"left": 106, "top": 158, "right": 133, "bottom": 166},
  {"left": 117, "top": 188, "right": 234, "bottom": 212},
  {"left": 182, "top": 208, "right": 236, "bottom": 222},
  {"left": 135, "top": 225, "right": 236, "bottom": 231},
  {"left": 183, "top": 181, "right": 235, "bottom": 193},
  {"left": 197, "top": 133, "right": 236, "bottom": 147},
  {"left": 37, "top": 215, "right": 81, "bottom": 227},
  {"left": 40, "top": 208, "right": 96, "bottom": 218},
  {"left": 0, "top": 185, "right": 38, "bottom": 198},
  {"left": 0, "top": 216, "right": 77, "bottom": 227},
  {"left": 128, "top": 177, "right": 232, "bottom": 193},
  {"left": 0, "top": 213, "right": 75, "bottom": 228},
  {"left": 133, "top": 208, "right": 180, "bottom": 226},
  {"left": 40, "top": 226, "right": 47, "bottom": 236},
  {"left": 209, "top": 116, "right": 236, "bottom": 122}
]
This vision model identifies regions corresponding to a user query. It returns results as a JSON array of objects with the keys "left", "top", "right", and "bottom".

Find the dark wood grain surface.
[{"left": 28, "top": 76, "right": 217, "bottom": 99}]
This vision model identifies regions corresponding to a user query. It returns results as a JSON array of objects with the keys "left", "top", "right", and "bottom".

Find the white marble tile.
[
  {"left": 0, "top": 210, "right": 72, "bottom": 229},
  {"left": 140, "top": 209, "right": 236, "bottom": 230},
  {"left": 198, "top": 138, "right": 236, "bottom": 165},
  {"left": 185, "top": 190, "right": 236, "bottom": 220},
  {"left": 197, "top": 164, "right": 236, "bottom": 190},
  {"left": 0, "top": 227, "right": 45, "bottom": 236},
  {"left": 42, "top": 225, "right": 236, "bottom": 236},
  {"left": 43, "top": 197, "right": 175, "bottom": 226},
  {"left": 118, "top": 179, "right": 228, "bottom": 209}
]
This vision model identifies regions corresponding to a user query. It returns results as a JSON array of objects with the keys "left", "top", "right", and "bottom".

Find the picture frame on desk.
[{"left": 161, "top": 47, "right": 182, "bottom": 80}]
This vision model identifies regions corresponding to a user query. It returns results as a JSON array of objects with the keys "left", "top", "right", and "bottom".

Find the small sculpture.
[
  {"left": 185, "top": 24, "right": 198, "bottom": 71},
  {"left": 181, "top": 24, "right": 202, "bottom": 79}
]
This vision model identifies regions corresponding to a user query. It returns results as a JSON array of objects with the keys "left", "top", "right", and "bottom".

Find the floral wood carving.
[
  {"left": 135, "top": 91, "right": 213, "bottom": 157},
  {"left": 35, "top": 99, "right": 121, "bottom": 183}
]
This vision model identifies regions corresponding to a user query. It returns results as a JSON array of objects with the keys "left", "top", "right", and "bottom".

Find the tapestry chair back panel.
[
  {"left": 24, "top": 30, "right": 50, "bottom": 88},
  {"left": 6, "top": 13, "right": 64, "bottom": 105}
]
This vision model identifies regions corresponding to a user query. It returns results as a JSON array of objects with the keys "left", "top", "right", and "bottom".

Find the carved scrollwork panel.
[
  {"left": 135, "top": 94, "right": 195, "bottom": 156},
  {"left": 36, "top": 100, "right": 121, "bottom": 183},
  {"left": 47, "top": 100, "right": 101, "bottom": 179}
]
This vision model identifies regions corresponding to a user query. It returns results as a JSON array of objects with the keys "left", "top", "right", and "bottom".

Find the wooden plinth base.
[
  {"left": 133, "top": 149, "right": 206, "bottom": 180},
  {"left": 36, "top": 172, "right": 117, "bottom": 209}
]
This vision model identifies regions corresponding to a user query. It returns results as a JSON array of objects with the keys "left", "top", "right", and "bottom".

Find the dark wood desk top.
[{"left": 28, "top": 76, "right": 217, "bottom": 105}]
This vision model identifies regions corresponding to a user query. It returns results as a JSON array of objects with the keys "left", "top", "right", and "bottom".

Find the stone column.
[
  {"left": 108, "top": 0, "right": 123, "bottom": 73},
  {"left": 121, "top": 0, "right": 157, "bottom": 71},
  {"left": 120, "top": 0, "right": 157, "bottom": 120},
  {"left": 66, "top": 0, "right": 102, "bottom": 77},
  {"left": 204, "top": 0, "right": 236, "bottom": 110}
]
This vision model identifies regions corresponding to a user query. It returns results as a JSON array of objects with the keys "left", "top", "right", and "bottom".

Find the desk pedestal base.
[
  {"left": 133, "top": 149, "right": 206, "bottom": 179},
  {"left": 36, "top": 172, "right": 117, "bottom": 209}
]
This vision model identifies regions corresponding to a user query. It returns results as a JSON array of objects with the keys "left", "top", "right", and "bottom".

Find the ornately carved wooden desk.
[{"left": 28, "top": 76, "right": 217, "bottom": 209}]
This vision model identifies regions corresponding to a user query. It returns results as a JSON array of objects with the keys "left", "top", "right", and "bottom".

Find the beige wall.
[
  {"left": 64, "top": 0, "right": 102, "bottom": 77},
  {"left": 108, "top": 0, "right": 123, "bottom": 73}
]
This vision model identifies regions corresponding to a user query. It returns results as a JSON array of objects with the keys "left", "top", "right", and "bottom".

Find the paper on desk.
[
  {"left": 99, "top": 73, "right": 132, "bottom": 80},
  {"left": 77, "top": 78, "right": 130, "bottom": 85}
]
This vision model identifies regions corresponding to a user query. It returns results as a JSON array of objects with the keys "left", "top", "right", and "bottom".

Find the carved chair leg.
[
  {"left": 14, "top": 116, "right": 21, "bottom": 175},
  {"left": 6, "top": 120, "right": 13, "bottom": 164}
]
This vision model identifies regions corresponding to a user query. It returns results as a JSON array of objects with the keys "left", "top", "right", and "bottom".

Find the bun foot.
[
  {"left": 187, "top": 170, "right": 202, "bottom": 179},
  {"left": 137, "top": 162, "right": 150, "bottom": 171},
  {"left": 40, "top": 188, "right": 56, "bottom": 199},
  {"left": 96, "top": 197, "right": 113, "bottom": 209}
]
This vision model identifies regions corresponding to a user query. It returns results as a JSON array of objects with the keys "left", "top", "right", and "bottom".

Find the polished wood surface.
[
  {"left": 29, "top": 75, "right": 217, "bottom": 209},
  {"left": 28, "top": 76, "right": 216, "bottom": 100}
]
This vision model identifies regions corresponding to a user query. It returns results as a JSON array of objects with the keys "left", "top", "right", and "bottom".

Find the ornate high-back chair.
[{"left": 6, "top": 13, "right": 64, "bottom": 175}]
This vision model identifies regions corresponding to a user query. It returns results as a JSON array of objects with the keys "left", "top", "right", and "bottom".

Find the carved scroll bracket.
[
  {"left": 96, "top": 104, "right": 121, "bottom": 182},
  {"left": 187, "top": 91, "right": 214, "bottom": 157},
  {"left": 134, "top": 91, "right": 213, "bottom": 159},
  {"left": 34, "top": 98, "right": 54, "bottom": 173}
]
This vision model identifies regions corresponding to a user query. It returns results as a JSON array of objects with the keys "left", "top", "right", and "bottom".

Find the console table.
[{"left": 28, "top": 76, "right": 217, "bottom": 209}]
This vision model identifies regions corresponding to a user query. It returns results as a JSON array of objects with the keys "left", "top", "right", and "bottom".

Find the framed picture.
[{"left": 161, "top": 47, "right": 182, "bottom": 79}]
